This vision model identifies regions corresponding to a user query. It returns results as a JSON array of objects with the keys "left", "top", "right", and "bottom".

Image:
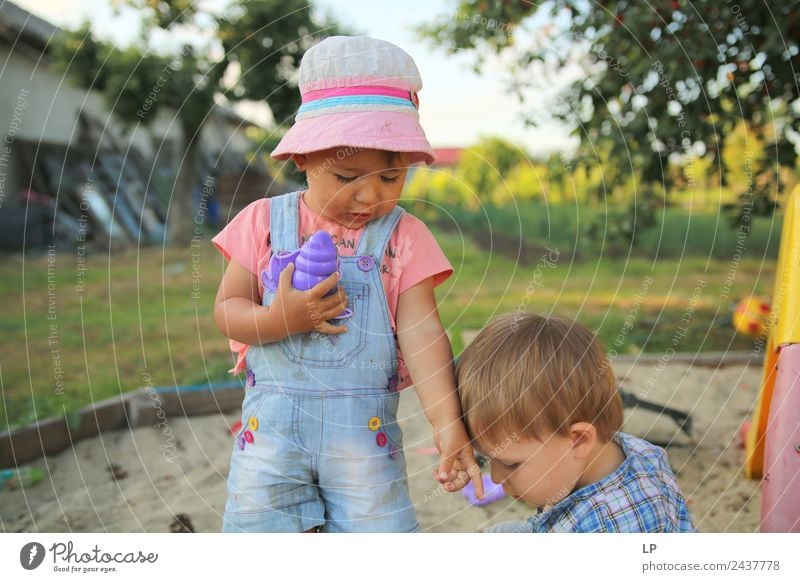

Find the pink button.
[
  {"left": 376, "top": 432, "right": 387, "bottom": 447},
  {"left": 243, "top": 430, "right": 254, "bottom": 444}
]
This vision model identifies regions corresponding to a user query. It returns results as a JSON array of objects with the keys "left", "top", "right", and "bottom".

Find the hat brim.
[{"left": 271, "top": 110, "right": 435, "bottom": 166}]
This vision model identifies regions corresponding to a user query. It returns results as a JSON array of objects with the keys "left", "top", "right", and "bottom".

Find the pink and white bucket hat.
[{"left": 271, "top": 36, "right": 435, "bottom": 165}]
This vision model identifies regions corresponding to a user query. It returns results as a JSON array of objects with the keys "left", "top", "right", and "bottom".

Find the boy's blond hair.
[{"left": 456, "top": 313, "right": 623, "bottom": 445}]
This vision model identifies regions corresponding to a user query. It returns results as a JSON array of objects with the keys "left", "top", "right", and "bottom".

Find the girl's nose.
[{"left": 355, "top": 181, "right": 381, "bottom": 208}]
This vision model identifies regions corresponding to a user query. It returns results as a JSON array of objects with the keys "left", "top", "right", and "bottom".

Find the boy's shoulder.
[
  {"left": 615, "top": 432, "right": 673, "bottom": 477},
  {"left": 583, "top": 432, "right": 693, "bottom": 531},
  {"left": 531, "top": 432, "right": 695, "bottom": 533}
]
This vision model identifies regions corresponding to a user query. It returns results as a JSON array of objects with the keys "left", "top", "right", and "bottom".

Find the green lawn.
[
  {"left": 0, "top": 228, "right": 775, "bottom": 432},
  {"left": 0, "top": 239, "right": 232, "bottom": 432},
  {"left": 435, "top": 231, "right": 775, "bottom": 355}
]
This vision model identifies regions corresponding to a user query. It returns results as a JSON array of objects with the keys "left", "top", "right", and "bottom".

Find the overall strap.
[
  {"left": 269, "top": 191, "right": 302, "bottom": 251},
  {"left": 355, "top": 206, "right": 405, "bottom": 259}
]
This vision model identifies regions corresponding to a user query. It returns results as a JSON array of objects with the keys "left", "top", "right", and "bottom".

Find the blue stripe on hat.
[{"left": 298, "top": 95, "right": 416, "bottom": 115}]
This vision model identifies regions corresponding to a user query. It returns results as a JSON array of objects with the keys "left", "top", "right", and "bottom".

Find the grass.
[
  {"left": 0, "top": 237, "right": 234, "bottom": 432},
  {"left": 404, "top": 201, "right": 783, "bottom": 261},
  {"left": 0, "top": 224, "right": 777, "bottom": 432},
  {"left": 434, "top": 231, "right": 776, "bottom": 356}
]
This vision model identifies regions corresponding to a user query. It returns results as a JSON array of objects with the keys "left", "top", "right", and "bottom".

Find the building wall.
[{"left": 0, "top": 42, "right": 185, "bottom": 202}]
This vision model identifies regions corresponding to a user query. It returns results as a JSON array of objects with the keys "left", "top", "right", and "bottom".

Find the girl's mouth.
[{"left": 348, "top": 212, "right": 372, "bottom": 222}]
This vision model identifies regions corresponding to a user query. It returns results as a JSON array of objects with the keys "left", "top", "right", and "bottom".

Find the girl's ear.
[
  {"left": 567, "top": 422, "right": 597, "bottom": 460},
  {"left": 291, "top": 154, "right": 308, "bottom": 172}
]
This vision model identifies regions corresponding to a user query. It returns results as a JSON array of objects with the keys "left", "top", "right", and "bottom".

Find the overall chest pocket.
[{"left": 269, "top": 280, "right": 371, "bottom": 368}]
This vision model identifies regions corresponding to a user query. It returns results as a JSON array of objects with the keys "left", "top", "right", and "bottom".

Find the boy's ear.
[
  {"left": 291, "top": 154, "right": 308, "bottom": 172},
  {"left": 567, "top": 422, "right": 597, "bottom": 459}
]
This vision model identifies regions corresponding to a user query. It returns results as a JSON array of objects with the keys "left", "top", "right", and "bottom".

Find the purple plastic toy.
[
  {"left": 261, "top": 249, "right": 300, "bottom": 293},
  {"left": 261, "top": 231, "right": 352, "bottom": 319},
  {"left": 461, "top": 474, "right": 506, "bottom": 506}
]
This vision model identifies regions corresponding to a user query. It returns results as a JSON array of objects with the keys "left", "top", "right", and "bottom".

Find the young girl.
[{"left": 212, "top": 36, "right": 482, "bottom": 532}]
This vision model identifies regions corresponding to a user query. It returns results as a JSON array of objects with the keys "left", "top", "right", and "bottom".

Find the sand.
[{"left": 0, "top": 360, "right": 763, "bottom": 533}]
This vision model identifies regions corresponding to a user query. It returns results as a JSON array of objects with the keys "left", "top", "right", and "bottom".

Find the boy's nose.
[{"left": 489, "top": 462, "right": 506, "bottom": 485}]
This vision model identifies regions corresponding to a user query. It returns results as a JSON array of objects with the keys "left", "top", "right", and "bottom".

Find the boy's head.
[
  {"left": 456, "top": 313, "right": 623, "bottom": 507},
  {"left": 293, "top": 147, "right": 409, "bottom": 228}
]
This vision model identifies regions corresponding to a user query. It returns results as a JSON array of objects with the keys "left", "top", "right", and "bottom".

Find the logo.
[{"left": 20, "top": 542, "right": 46, "bottom": 570}]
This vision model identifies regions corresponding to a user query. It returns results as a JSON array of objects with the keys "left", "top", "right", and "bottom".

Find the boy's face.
[
  {"left": 478, "top": 433, "right": 585, "bottom": 508},
  {"left": 293, "top": 148, "right": 409, "bottom": 229}
]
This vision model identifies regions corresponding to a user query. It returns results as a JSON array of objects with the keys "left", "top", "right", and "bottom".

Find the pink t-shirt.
[{"left": 212, "top": 193, "right": 453, "bottom": 389}]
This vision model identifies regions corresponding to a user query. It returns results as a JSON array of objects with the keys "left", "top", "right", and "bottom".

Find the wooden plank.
[
  {"left": 126, "top": 383, "right": 244, "bottom": 429},
  {"left": 0, "top": 416, "right": 70, "bottom": 468},
  {"left": 2, "top": 383, "right": 244, "bottom": 465},
  {"left": 69, "top": 395, "right": 129, "bottom": 440}
]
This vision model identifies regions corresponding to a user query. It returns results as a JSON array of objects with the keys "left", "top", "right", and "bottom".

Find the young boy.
[{"left": 455, "top": 313, "right": 695, "bottom": 533}]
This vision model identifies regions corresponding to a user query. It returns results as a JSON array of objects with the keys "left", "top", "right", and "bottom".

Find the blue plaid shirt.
[{"left": 526, "top": 432, "right": 696, "bottom": 533}]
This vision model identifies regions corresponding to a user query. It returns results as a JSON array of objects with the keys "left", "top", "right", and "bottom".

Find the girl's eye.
[
  {"left": 381, "top": 175, "right": 399, "bottom": 184},
  {"left": 335, "top": 174, "right": 357, "bottom": 183},
  {"left": 505, "top": 462, "right": 520, "bottom": 470}
]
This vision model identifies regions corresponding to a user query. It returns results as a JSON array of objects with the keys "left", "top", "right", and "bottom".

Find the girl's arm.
[
  {"left": 396, "top": 277, "right": 483, "bottom": 497},
  {"left": 214, "top": 259, "right": 349, "bottom": 344}
]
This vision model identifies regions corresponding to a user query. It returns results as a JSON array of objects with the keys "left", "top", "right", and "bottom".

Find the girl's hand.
[
  {"left": 432, "top": 419, "right": 484, "bottom": 498},
  {"left": 269, "top": 263, "right": 349, "bottom": 337}
]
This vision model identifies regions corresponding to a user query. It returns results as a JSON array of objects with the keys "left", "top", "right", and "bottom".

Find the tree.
[
  {"left": 52, "top": 0, "right": 342, "bottom": 244},
  {"left": 419, "top": 0, "right": 800, "bottom": 220},
  {"left": 454, "top": 136, "right": 529, "bottom": 204}
]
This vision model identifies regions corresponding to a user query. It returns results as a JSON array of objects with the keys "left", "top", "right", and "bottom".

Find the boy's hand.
[
  {"left": 432, "top": 420, "right": 484, "bottom": 498},
  {"left": 268, "top": 263, "right": 349, "bottom": 337}
]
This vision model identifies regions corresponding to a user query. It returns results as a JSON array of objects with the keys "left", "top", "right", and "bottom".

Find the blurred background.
[{"left": 0, "top": 0, "right": 796, "bottom": 434}]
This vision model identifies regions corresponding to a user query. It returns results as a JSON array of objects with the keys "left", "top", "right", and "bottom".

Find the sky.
[{"left": 12, "top": 0, "right": 577, "bottom": 156}]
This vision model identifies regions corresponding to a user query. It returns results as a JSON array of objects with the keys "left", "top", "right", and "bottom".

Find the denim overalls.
[{"left": 222, "top": 191, "right": 418, "bottom": 532}]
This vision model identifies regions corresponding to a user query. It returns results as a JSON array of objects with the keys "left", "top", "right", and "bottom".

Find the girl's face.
[{"left": 293, "top": 148, "right": 410, "bottom": 229}]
